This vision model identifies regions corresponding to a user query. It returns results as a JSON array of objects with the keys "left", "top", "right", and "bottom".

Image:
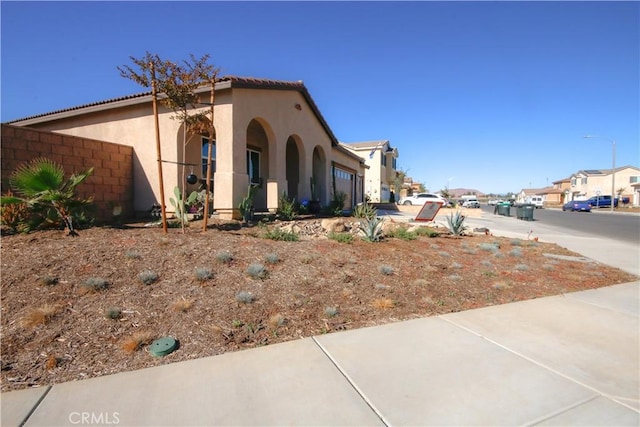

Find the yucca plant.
[
  {"left": 357, "top": 216, "right": 384, "bottom": 242},
  {"left": 353, "top": 202, "right": 377, "bottom": 220},
  {"left": 1, "top": 158, "right": 94, "bottom": 236},
  {"left": 446, "top": 212, "right": 467, "bottom": 236}
]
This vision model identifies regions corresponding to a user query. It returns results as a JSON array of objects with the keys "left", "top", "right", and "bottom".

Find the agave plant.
[
  {"left": 446, "top": 212, "right": 468, "bottom": 236},
  {"left": 1, "top": 158, "right": 94, "bottom": 236},
  {"left": 358, "top": 216, "right": 384, "bottom": 242},
  {"left": 353, "top": 202, "right": 378, "bottom": 220}
]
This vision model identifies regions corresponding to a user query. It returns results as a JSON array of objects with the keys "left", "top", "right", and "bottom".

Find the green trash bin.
[
  {"left": 521, "top": 204, "right": 534, "bottom": 221},
  {"left": 516, "top": 205, "right": 524, "bottom": 219},
  {"left": 498, "top": 203, "right": 511, "bottom": 216}
]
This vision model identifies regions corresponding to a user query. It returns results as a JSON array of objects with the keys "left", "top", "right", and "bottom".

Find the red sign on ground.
[{"left": 414, "top": 201, "right": 442, "bottom": 222}]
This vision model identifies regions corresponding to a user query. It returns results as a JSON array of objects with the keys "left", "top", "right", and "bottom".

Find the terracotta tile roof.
[
  {"left": 5, "top": 91, "right": 153, "bottom": 124},
  {"left": 5, "top": 76, "right": 336, "bottom": 143}
]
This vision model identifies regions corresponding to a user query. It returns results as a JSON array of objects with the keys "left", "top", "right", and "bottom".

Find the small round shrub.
[
  {"left": 195, "top": 267, "right": 214, "bottom": 281},
  {"left": 264, "top": 253, "right": 280, "bottom": 264},
  {"left": 246, "top": 263, "right": 267, "bottom": 279},
  {"left": 378, "top": 265, "right": 394, "bottom": 275},
  {"left": 236, "top": 291, "right": 255, "bottom": 304},
  {"left": 328, "top": 232, "right": 354, "bottom": 244},
  {"left": 138, "top": 270, "right": 159, "bottom": 285},
  {"left": 125, "top": 249, "right": 142, "bottom": 259},
  {"left": 104, "top": 307, "right": 122, "bottom": 320},
  {"left": 324, "top": 306, "right": 339, "bottom": 317},
  {"left": 509, "top": 248, "right": 523, "bottom": 257},
  {"left": 82, "top": 277, "right": 109, "bottom": 292},
  {"left": 216, "top": 251, "right": 233, "bottom": 263}
]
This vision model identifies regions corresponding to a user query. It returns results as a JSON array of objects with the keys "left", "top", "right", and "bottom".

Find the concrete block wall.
[{"left": 1, "top": 124, "right": 134, "bottom": 223}]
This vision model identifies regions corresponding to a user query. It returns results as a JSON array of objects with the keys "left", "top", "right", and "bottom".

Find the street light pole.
[{"left": 584, "top": 135, "right": 616, "bottom": 213}]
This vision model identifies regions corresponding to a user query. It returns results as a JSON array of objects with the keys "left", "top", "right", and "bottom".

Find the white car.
[
  {"left": 399, "top": 193, "right": 447, "bottom": 206},
  {"left": 462, "top": 199, "right": 480, "bottom": 208}
]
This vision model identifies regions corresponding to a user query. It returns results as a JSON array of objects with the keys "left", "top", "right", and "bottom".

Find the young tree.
[
  {"left": 118, "top": 52, "right": 220, "bottom": 232},
  {"left": 1, "top": 158, "right": 94, "bottom": 236}
]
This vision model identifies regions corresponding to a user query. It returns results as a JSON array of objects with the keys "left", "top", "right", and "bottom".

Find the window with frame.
[
  {"left": 381, "top": 153, "right": 387, "bottom": 167},
  {"left": 571, "top": 178, "right": 576, "bottom": 186},
  {"left": 630, "top": 176, "right": 639, "bottom": 183},
  {"left": 581, "top": 177, "right": 587, "bottom": 184},
  {"left": 201, "top": 138, "right": 216, "bottom": 179},
  {"left": 247, "top": 149, "right": 260, "bottom": 185}
]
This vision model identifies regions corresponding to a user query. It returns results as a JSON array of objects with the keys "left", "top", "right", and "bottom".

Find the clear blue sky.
[{"left": 2, "top": 1, "right": 638, "bottom": 194}]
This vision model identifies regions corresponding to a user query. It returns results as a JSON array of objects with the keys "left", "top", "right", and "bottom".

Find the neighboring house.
[
  {"left": 7, "top": 77, "right": 367, "bottom": 219},
  {"left": 342, "top": 140, "right": 399, "bottom": 203},
  {"left": 551, "top": 177, "right": 572, "bottom": 204},
  {"left": 538, "top": 187, "right": 563, "bottom": 205},
  {"left": 567, "top": 166, "right": 640, "bottom": 205},
  {"left": 516, "top": 188, "right": 552, "bottom": 205}
]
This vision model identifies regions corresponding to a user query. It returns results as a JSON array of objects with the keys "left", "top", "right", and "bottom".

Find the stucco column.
[
  {"left": 214, "top": 106, "right": 249, "bottom": 220},
  {"left": 266, "top": 130, "right": 289, "bottom": 212}
]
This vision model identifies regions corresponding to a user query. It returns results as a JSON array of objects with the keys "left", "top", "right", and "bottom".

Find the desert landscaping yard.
[{"left": 1, "top": 214, "right": 637, "bottom": 393}]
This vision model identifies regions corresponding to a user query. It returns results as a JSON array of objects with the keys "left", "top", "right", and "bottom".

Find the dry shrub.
[
  {"left": 45, "top": 355, "right": 58, "bottom": 370},
  {"left": 21, "top": 304, "right": 59, "bottom": 328},
  {"left": 172, "top": 298, "right": 194, "bottom": 313},
  {"left": 0, "top": 190, "right": 30, "bottom": 232},
  {"left": 268, "top": 313, "right": 285, "bottom": 329},
  {"left": 372, "top": 298, "right": 395, "bottom": 309},
  {"left": 342, "top": 288, "right": 355, "bottom": 298},
  {"left": 121, "top": 331, "right": 155, "bottom": 354}
]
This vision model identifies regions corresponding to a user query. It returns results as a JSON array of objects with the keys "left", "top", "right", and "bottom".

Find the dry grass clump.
[
  {"left": 121, "top": 331, "right": 155, "bottom": 354},
  {"left": 173, "top": 298, "right": 194, "bottom": 313},
  {"left": 45, "top": 355, "right": 58, "bottom": 370},
  {"left": 492, "top": 281, "right": 510, "bottom": 290},
  {"left": 21, "top": 304, "right": 59, "bottom": 328},
  {"left": 372, "top": 298, "right": 395, "bottom": 309},
  {"left": 268, "top": 313, "right": 286, "bottom": 329}
]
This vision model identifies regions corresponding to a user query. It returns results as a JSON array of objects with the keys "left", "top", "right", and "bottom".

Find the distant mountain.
[{"left": 448, "top": 188, "right": 485, "bottom": 198}]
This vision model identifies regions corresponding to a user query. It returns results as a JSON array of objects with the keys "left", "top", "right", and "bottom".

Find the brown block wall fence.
[{"left": 1, "top": 124, "right": 134, "bottom": 223}]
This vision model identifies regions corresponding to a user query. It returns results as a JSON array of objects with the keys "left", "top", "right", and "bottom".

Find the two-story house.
[
  {"left": 568, "top": 166, "right": 640, "bottom": 205},
  {"left": 342, "top": 140, "right": 399, "bottom": 203}
]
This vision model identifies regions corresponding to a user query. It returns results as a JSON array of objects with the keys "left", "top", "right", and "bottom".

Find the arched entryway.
[
  {"left": 179, "top": 120, "right": 217, "bottom": 197},
  {"left": 246, "top": 119, "right": 272, "bottom": 211},
  {"left": 285, "top": 135, "right": 304, "bottom": 201},
  {"left": 312, "top": 146, "right": 327, "bottom": 204}
]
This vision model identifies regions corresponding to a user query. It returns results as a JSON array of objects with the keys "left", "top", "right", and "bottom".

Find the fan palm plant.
[{"left": 1, "top": 158, "right": 94, "bottom": 236}]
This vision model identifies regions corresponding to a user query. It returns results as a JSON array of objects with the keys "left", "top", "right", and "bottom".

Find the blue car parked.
[{"left": 562, "top": 200, "right": 592, "bottom": 212}]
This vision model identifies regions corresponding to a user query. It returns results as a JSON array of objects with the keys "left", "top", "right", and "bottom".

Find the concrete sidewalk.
[{"left": 2, "top": 211, "right": 639, "bottom": 426}]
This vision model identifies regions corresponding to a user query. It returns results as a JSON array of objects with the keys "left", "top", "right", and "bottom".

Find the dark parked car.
[
  {"left": 586, "top": 195, "right": 618, "bottom": 208},
  {"left": 562, "top": 200, "right": 592, "bottom": 212}
]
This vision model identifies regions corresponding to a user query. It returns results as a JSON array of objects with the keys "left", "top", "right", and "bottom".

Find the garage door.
[{"left": 333, "top": 166, "right": 354, "bottom": 209}]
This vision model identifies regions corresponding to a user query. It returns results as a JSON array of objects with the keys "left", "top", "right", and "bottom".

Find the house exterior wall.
[
  {"left": 1, "top": 124, "right": 133, "bottom": 221},
  {"left": 11, "top": 83, "right": 365, "bottom": 219},
  {"left": 222, "top": 88, "right": 337, "bottom": 216},
  {"left": 569, "top": 167, "right": 640, "bottom": 204},
  {"left": 343, "top": 142, "right": 398, "bottom": 203},
  {"left": 24, "top": 100, "right": 178, "bottom": 212}
]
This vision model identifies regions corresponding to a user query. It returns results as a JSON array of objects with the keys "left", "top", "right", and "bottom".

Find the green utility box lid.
[{"left": 149, "top": 336, "right": 178, "bottom": 357}]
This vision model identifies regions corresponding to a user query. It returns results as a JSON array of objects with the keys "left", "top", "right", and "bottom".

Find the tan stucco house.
[
  {"left": 567, "top": 166, "right": 640, "bottom": 206},
  {"left": 8, "top": 77, "right": 367, "bottom": 219},
  {"left": 342, "top": 140, "right": 399, "bottom": 203}
]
